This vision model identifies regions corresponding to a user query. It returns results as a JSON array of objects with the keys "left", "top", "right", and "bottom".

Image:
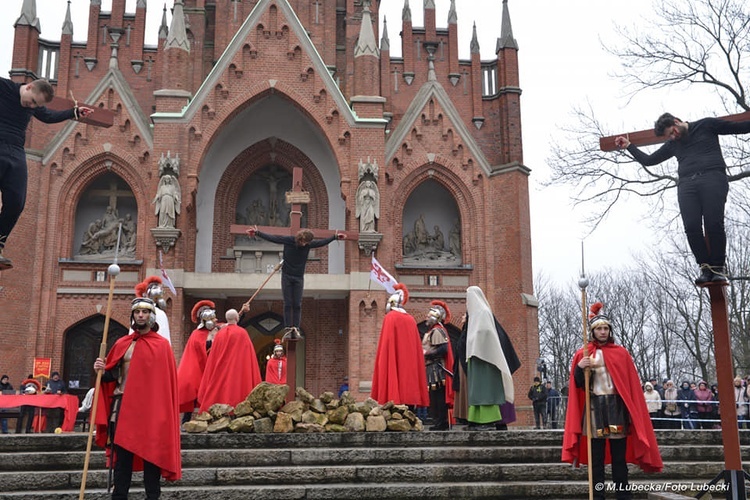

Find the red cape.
[
  {"left": 371, "top": 310, "right": 429, "bottom": 407},
  {"left": 265, "top": 356, "right": 287, "bottom": 384},
  {"left": 197, "top": 324, "right": 262, "bottom": 412},
  {"left": 95, "top": 331, "right": 182, "bottom": 481},
  {"left": 177, "top": 327, "right": 210, "bottom": 412},
  {"left": 562, "top": 341, "right": 663, "bottom": 473}
]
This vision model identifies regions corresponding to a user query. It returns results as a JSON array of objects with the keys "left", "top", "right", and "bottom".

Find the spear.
[
  {"left": 243, "top": 260, "right": 284, "bottom": 309},
  {"left": 577, "top": 242, "right": 594, "bottom": 500},
  {"left": 79, "top": 224, "right": 122, "bottom": 499}
]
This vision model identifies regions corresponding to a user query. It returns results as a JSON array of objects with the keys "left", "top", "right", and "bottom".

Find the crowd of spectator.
[{"left": 641, "top": 376, "right": 729, "bottom": 429}]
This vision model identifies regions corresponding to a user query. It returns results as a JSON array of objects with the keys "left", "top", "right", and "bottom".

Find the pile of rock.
[{"left": 182, "top": 382, "right": 424, "bottom": 433}]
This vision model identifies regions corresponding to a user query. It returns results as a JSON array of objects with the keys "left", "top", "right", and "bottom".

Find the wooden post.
[{"left": 703, "top": 282, "right": 747, "bottom": 498}]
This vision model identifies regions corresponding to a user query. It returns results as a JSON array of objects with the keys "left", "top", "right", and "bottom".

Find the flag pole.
[
  {"left": 79, "top": 224, "right": 122, "bottom": 499},
  {"left": 578, "top": 242, "right": 594, "bottom": 500}
]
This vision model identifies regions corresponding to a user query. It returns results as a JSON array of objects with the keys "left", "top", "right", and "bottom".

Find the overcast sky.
[{"left": 1, "top": 0, "right": 720, "bottom": 286}]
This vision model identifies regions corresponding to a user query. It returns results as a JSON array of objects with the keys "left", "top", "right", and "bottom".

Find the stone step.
[
  {"left": 0, "top": 479, "right": 729, "bottom": 500},
  {"left": 0, "top": 461, "right": 741, "bottom": 493}
]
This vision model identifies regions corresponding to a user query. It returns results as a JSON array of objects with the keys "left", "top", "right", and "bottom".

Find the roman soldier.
[
  {"left": 265, "top": 339, "right": 287, "bottom": 385},
  {"left": 94, "top": 297, "right": 181, "bottom": 498},
  {"left": 371, "top": 284, "right": 429, "bottom": 408},
  {"left": 562, "top": 302, "right": 662, "bottom": 498},
  {"left": 423, "top": 300, "right": 455, "bottom": 430},
  {"left": 133, "top": 276, "right": 171, "bottom": 344},
  {"left": 177, "top": 300, "right": 217, "bottom": 416}
]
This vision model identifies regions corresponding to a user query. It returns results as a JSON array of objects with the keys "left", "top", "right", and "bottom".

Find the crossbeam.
[
  {"left": 599, "top": 111, "right": 750, "bottom": 151},
  {"left": 46, "top": 96, "right": 115, "bottom": 128}
]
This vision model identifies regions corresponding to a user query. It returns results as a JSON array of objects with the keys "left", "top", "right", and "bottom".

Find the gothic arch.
[
  {"left": 395, "top": 163, "right": 477, "bottom": 265},
  {"left": 58, "top": 154, "right": 148, "bottom": 260},
  {"left": 211, "top": 138, "right": 329, "bottom": 270}
]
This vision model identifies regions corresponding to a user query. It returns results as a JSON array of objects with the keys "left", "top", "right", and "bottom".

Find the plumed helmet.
[
  {"left": 135, "top": 276, "right": 166, "bottom": 309},
  {"left": 22, "top": 378, "right": 41, "bottom": 394},
  {"left": 191, "top": 300, "right": 216, "bottom": 324},
  {"left": 386, "top": 283, "right": 409, "bottom": 312},
  {"left": 273, "top": 338, "right": 284, "bottom": 353},
  {"left": 427, "top": 300, "right": 451, "bottom": 324},
  {"left": 131, "top": 297, "right": 158, "bottom": 331},
  {"left": 588, "top": 302, "right": 613, "bottom": 340}
]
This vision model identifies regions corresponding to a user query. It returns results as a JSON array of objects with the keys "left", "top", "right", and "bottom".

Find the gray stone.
[
  {"left": 228, "top": 415, "right": 255, "bottom": 433},
  {"left": 253, "top": 416, "right": 274, "bottom": 433},
  {"left": 208, "top": 403, "right": 234, "bottom": 419},
  {"left": 193, "top": 411, "right": 212, "bottom": 421},
  {"left": 247, "top": 382, "right": 289, "bottom": 415},
  {"left": 366, "top": 415, "right": 387, "bottom": 432},
  {"left": 309, "top": 398, "right": 327, "bottom": 413},
  {"left": 319, "top": 391, "right": 335, "bottom": 404},
  {"left": 386, "top": 418, "right": 412, "bottom": 432},
  {"left": 344, "top": 412, "right": 365, "bottom": 432},
  {"left": 295, "top": 423, "right": 325, "bottom": 433},
  {"left": 234, "top": 400, "right": 254, "bottom": 417},
  {"left": 207, "top": 416, "right": 231, "bottom": 433},
  {"left": 301, "top": 410, "right": 328, "bottom": 426},
  {"left": 296, "top": 386, "right": 315, "bottom": 404},
  {"left": 327, "top": 405, "right": 349, "bottom": 425},
  {"left": 325, "top": 423, "right": 347, "bottom": 432},
  {"left": 280, "top": 400, "right": 306, "bottom": 421},
  {"left": 182, "top": 420, "right": 208, "bottom": 433},
  {"left": 274, "top": 412, "right": 295, "bottom": 433}
]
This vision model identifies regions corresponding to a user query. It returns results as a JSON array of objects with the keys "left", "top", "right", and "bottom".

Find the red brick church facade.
[{"left": 3, "top": 0, "right": 538, "bottom": 415}]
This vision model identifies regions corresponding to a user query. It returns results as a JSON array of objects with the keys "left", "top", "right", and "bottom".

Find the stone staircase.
[{"left": 0, "top": 429, "right": 746, "bottom": 499}]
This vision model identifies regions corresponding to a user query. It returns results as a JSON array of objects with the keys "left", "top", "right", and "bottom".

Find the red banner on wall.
[{"left": 33, "top": 358, "right": 51, "bottom": 379}]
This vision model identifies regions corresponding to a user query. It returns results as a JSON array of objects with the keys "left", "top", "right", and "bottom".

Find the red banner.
[{"left": 33, "top": 358, "right": 51, "bottom": 379}]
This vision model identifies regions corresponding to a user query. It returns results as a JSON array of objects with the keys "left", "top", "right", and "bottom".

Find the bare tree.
[{"left": 545, "top": 0, "right": 750, "bottom": 229}]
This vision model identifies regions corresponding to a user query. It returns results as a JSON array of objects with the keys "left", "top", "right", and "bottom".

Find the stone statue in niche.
[
  {"left": 153, "top": 152, "right": 182, "bottom": 229},
  {"left": 449, "top": 219, "right": 461, "bottom": 258},
  {"left": 356, "top": 158, "right": 380, "bottom": 233}
]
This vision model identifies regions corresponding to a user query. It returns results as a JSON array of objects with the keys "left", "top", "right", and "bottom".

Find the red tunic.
[
  {"left": 95, "top": 331, "right": 182, "bottom": 481},
  {"left": 562, "top": 341, "right": 663, "bottom": 473},
  {"left": 197, "top": 324, "right": 262, "bottom": 412},
  {"left": 177, "top": 327, "right": 210, "bottom": 413},
  {"left": 265, "top": 356, "right": 287, "bottom": 384},
  {"left": 371, "top": 310, "right": 429, "bottom": 407}
]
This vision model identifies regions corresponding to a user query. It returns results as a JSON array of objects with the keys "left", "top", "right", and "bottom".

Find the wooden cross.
[
  {"left": 89, "top": 180, "right": 135, "bottom": 211},
  {"left": 229, "top": 166, "right": 357, "bottom": 240},
  {"left": 599, "top": 110, "right": 750, "bottom": 151}
]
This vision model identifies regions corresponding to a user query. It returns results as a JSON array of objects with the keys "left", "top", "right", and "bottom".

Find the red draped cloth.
[
  {"left": 95, "top": 331, "right": 182, "bottom": 481},
  {"left": 177, "top": 327, "right": 210, "bottom": 413},
  {"left": 265, "top": 357, "right": 287, "bottom": 385},
  {"left": 0, "top": 394, "right": 78, "bottom": 431},
  {"left": 562, "top": 341, "right": 663, "bottom": 473},
  {"left": 371, "top": 310, "right": 429, "bottom": 407},
  {"left": 198, "top": 324, "right": 262, "bottom": 412}
]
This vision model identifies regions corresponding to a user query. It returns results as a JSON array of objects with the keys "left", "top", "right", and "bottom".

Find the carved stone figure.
[
  {"left": 356, "top": 179, "right": 379, "bottom": 233},
  {"left": 449, "top": 220, "right": 461, "bottom": 257},
  {"left": 153, "top": 174, "right": 181, "bottom": 228},
  {"left": 431, "top": 225, "right": 444, "bottom": 251}
]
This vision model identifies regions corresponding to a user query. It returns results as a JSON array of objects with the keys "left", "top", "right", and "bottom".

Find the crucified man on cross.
[
  {"left": 246, "top": 225, "right": 345, "bottom": 339},
  {"left": 607, "top": 111, "right": 750, "bottom": 285}
]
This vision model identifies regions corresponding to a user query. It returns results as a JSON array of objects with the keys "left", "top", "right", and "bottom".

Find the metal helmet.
[
  {"left": 135, "top": 276, "right": 167, "bottom": 310},
  {"left": 191, "top": 300, "right": 216, "bottom": 329},
  {"left": 386, "top": 283, "right": 409, "bottom": 312},
  {"left": 426, "top": 300, "right": 451, "bottom": 326},
  {"left": 588, "top": 302, "right": 613, "bottom": 342},
  {"left": 131, "top": 297, "right": 158, "bottom": 331}
]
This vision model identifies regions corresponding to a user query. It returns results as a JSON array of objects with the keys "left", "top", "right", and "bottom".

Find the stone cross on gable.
[
  {"left": 230, "top": 167, "right": 357, "bottom": 239},
  {"left": 89, "top": 180, "right": 134, "bottom": 211},
  {"left": 599, "top": 110, "right": 750, "bottom": 151}
]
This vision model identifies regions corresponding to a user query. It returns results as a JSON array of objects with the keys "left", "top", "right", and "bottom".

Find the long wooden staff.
[
  {"left": 79, "top": 225, "right": 122, "bottom": 499},
  {"left": 243, "top": 260, "right": 284, "bottom": 309},
  {"left": 577, "top": 243, "right": 594, "bottom": 500}
]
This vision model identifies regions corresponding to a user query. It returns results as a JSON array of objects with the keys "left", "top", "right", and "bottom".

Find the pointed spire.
[
  {"left": 166, "top": 0, "right": 190, "bottom": 52},
  {"left": 424, "top": 0, "right": 435, "bottom": 8},
  {"left": 380, "top": 16, "right": 390, "bottom": 52},
  {"left": 137, "top": 0, "right": 147, "bottom": 7},
  {"left": 159, "top": 3, "right": 169, "bottom": 40},
  {"left": 62, "top": 0, "right": 74, "bottom": 36},
  {"left": 355, "top": 0, "right": 379, "bottom": 58},
  {"left": 497, "top": 0, "right": 518, "bottom": 51},
  {"left": 402, "top": 0, "right": 411, "bottom": 23},
  {"left": 470, "top": 22, "right": 480, "bottom": 54},
  {"left": 15, "top": 0, "right": 40, "bottom": 30},
  {"left": 447, "top": 0, "right": 457, "bottom": 25}
]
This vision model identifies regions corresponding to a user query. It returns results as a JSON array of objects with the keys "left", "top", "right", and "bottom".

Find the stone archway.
[
  {"left": 403, "top": 179, "right": 462, "bottom": 265},
  {"left": 63, "top": 316, "right": 129, "bottom": 398}
]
